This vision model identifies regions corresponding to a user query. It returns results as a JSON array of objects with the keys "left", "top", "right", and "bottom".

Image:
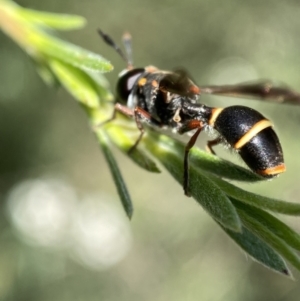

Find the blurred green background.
[{"left": 1, "top": 0, "right": 300, "bottom": 300}]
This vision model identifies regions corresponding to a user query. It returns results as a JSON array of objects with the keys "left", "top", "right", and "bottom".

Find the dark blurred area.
[{"left": 1, "top": 0, "right": 300, "bottom": 300}]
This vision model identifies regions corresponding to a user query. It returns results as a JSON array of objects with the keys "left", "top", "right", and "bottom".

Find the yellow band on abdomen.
[{"left": 234, "top": 119, "right": 273, "bottom": 149}]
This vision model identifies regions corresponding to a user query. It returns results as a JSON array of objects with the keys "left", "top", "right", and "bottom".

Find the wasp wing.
[
  {"left": 199, "top": 81, "right": 300, "bottom": 105},
  {"left": 159, "top": 69, "right": 200, "bottom": 97}
]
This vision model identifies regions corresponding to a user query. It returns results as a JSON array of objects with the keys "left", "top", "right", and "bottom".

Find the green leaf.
[
  {"left": 105, "top": 124, "right": 160, "bottom": 173},
  {"left": 144, "top": 134, "right": 242, "bottom": 232},
  {"left": 28, "top": 30, "right": 113, "bottom": 72},
  {"left": 233, "top": 200, "right": 300, "bottom": 251},
  {"left": 236, "top": 202, "right": 300, "bottom": 272},
  {"left": 17, "top": 8, "right": 86, "bottom": 30},
  {"left": 127, "top": 147, "right": 161, "bottom": 173},
  {"left": 85, "top": 71, "right": 113, "bottom": 104},
  {"left": 221, "top": 224, "right": 290, "bottom": 276},
  {"left": 48, "top": 59, "right": 100, "bottom": 108},
  {"left": 34, "top": 58, "right": 60, "bottom": 87},
  {"left": 96, "top": 128, "right": 133, "bottom": 219},
  {"left": 209, "top": 174, "right": 300, "bottom": 215},
  {"left": 0, "top": 1, "right": 111, "bottom": 73}
]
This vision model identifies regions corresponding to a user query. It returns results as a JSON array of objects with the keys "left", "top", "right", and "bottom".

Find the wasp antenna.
[
  {"left": 98, "top": 29, "right": 130, "bottom": 66},
  {"left": 122, "top": 32, "right": 133, "bottom": 68}
]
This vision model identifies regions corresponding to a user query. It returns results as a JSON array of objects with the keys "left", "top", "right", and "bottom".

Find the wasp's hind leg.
[{"left": 206, "top": 137, "right": 222, "bottom": 155}]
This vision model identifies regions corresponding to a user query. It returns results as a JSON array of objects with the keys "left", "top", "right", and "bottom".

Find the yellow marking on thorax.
[
  {"left": 152, "top": 80, "right": 159, "bottom": 88},
  {"left": 145, "top": 65, "right": 159, "bottom": 73},
  {"left": 173, "top": 108, "right": 181, "bottom": 123},
  {"left": 138, "top": 77, "right": 147, "bottom": 86}
]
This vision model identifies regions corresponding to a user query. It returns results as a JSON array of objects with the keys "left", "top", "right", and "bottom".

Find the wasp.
[{"left": 98, "top": 29, "right": 300, "bottom": 196}]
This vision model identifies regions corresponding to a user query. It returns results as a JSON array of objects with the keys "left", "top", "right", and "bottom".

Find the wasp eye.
[{"left": 117, "top": 68, "right": 145, "bottom": 102}]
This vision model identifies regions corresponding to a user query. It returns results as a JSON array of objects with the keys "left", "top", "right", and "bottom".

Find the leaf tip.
[
  {"left": 106, "top": 63, "right": 114, "bottom": 72},
  {"left": 283, "top": 268, "right": 290, "bottom": 275},
  {"left": 228, "top": 219, "right": 243, "bottom": 233},
  {"left": 281, "top": 267, "right": 293, "bottom": 278},
  {"left": 124, "top": 204, "right": 133, "bottom": 220}
]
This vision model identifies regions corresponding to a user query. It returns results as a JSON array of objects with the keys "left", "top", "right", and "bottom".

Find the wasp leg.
[
  {"left": 128, "top": 107, "right": 152, "bottom": 154},
  {"left": 206, "top": 137, "right": 222, "bottom": 155},
  {"left": 94, "top": 102, "right": 130, "bottom": 129},
  {"left": 95, "top": 102, "right": 160, "bottom": 152},
  {"left": 178, "top": 120, "right": 205, "bottom": 196}
]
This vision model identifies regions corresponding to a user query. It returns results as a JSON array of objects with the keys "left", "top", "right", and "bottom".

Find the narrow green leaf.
[
  {"left": 233, "top": 200, "right": 300, "bottom": 251},
  {"left": 0, "top": 2, "right": 111, "bottom": 72},
  {"left": 208, "top": 173, "right": 300, "bottom": 215},
  {"left": 222, "top": 224, "right": 290, "bottom": 276},
  {"left": 34, "top": 58, "right": 60, "bottom": 87},
  {"left": 144, "top": 135, "right": 242, "bottom": 232},
  {"left": 105, "top": 124, "right": 160, "bottom": 173},
  {"left": 96, "top": 128, "right": 133, "bottom": 219},
  {"left": 49, "top": 59, "right": 100, "bottom": 108},
  {"left": 17, "top": 8, "right": 86, "bottom": 30},
  {"left": 237, "top": 204, "right": 300, "bottom": 272},
  {"left": 28, "top": 30, "right": 113, "bottom": 72},
  {"left": 85, "top": 71, "right": 113, "bottom": 104},
  {"left": 127, "top": 147, "right": 161, "bottom": 173}
]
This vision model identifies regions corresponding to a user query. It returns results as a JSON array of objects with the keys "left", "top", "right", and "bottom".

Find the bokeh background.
[{"left": 1, "top": 0, "right": 300, "bottom": 300}]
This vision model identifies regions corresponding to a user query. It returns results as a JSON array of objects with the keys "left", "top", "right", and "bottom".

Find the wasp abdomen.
[
  {"left": 239, "top": 127, "right": 285, "bottom": 177},
  {"left": 214, "top": 105, "right": 285, "bottom": 177},
  {"left": 213, "top": 106, "right": 266, "bottom": 144}
]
